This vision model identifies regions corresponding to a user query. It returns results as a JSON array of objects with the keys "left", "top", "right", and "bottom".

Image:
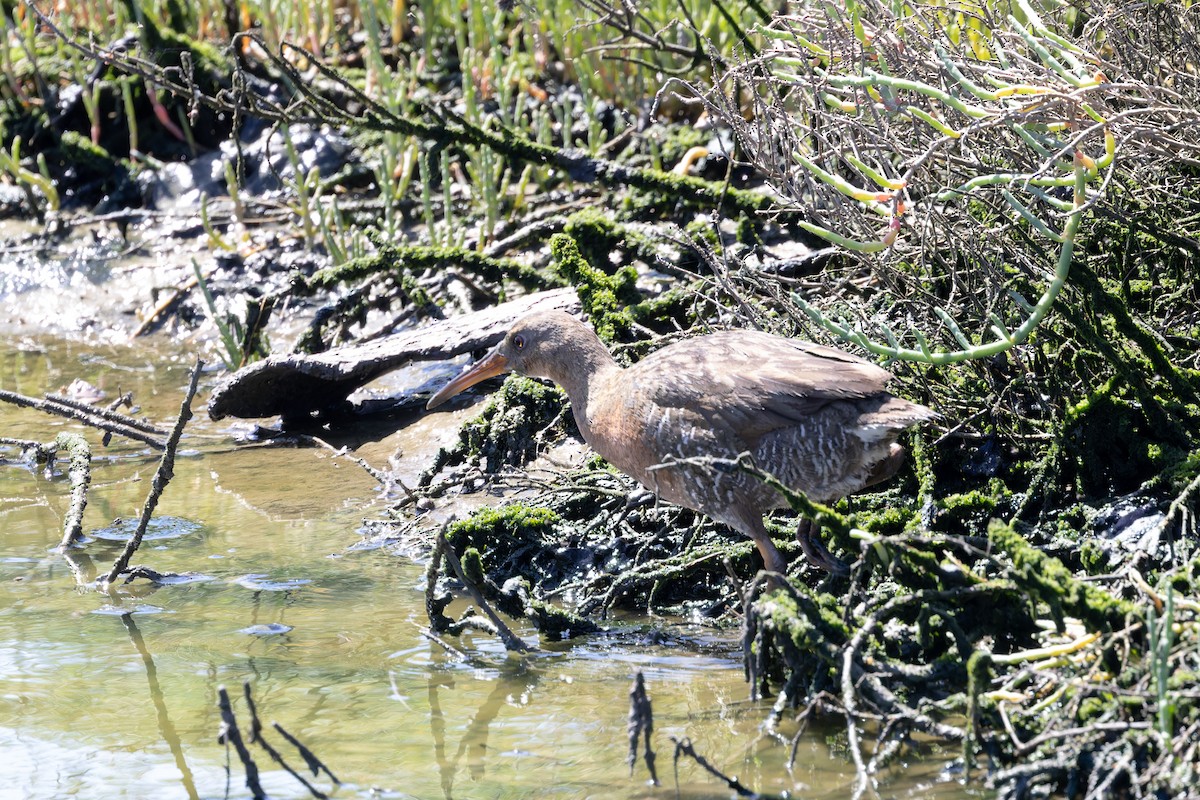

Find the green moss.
[
  {"left": 683, "top": 218, "right": 720, "bottom": 249},
  {"left": 654, "top": 124, "right": 708, "bottom": 167},
  {"left": 446, "top": 504, "right": 561, "bottom": 553},
  {"left": 988, "top": 519, "right": 1136, "bottom": 633},
  {"left": 562, "top": 208, "right": 656, "bottom": 274},
  {"left": 56, "top": 131, "right": 116, "bottom": 174},
  {"left": 937, "top": 485, "right": 1006, "bottom": 529},
  {"left": 461, "top": 546, "right": 486, "bottom": 585},
  {"left": 963, "top": 649, "right": 994, "bottom": 768},
  {"left": 940, "top": 490, "right": 998, "bottom": 514},
  {"left": 747, "top": 584, "right": 852, "bottom": 699},
  {"left": 525, "top": 595, "right": 602, "bottom": 637},
  {"left": 546, "top": 214, "right": 703, "bottom": 342},
  {"left": 1068, "top": 258, "right": 1199, "bottom": 412},
  {"left": 758, "top": 589, "right": 843, "bottom": 663},
  {"left": 1059, "top": 375, "right": 1194, "bottom": 497},
  {"left": 909, "top": 432, "right": 936, "bottom": 510},
  {"left": 549, "top": 232, "right": 642, "bottom": 342},
  {"left": 440, "top": 532, "right": 601, "bottom": 639},
  {"left": 1164, "top": 448, "right": 1200, "bottom": 492},
  {"left": 1077, "top": 695, "right": 1109, "bottom": 722},
  {"left": 1052, "top": 504, "right": 1088, "bottom": 539},
  {"left": 883, "top": 544, "right": 955, "bottom": 591},
  {"left": 1168, "top": 670, "right": 1197, "bottom": 691},
  {"left": 305, "top": 240, "right": 555, "bottom": 294},
  {"left": 860, "top": 505, "right": 911, "bottom": 534},
  {"left": 1079, "top": 539, "right": 1110, "bottom": 575},
  {"left": 735, "top": 213, "right": 765, "bottom": 246},
  {"left": 420, "top": 375, "right": 570, "bottom": 487}
]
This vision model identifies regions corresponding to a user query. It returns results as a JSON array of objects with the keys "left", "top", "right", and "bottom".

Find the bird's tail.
[{"left": 854, "top": 396, "right": 937, "bottom": 443}]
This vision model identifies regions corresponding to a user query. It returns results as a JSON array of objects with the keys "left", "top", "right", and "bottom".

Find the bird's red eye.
[{"left": 512, "top": 334, "right": 525, "bottom": 349}]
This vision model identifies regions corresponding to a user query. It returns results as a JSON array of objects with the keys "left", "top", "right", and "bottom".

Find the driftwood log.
[{"left": 207, "top": 289, "right": 581, "bottom": 422}]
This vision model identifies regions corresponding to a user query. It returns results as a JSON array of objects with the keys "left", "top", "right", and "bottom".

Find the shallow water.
[{"left": 0, "top": 336, "right": 978, "bottom": 799}]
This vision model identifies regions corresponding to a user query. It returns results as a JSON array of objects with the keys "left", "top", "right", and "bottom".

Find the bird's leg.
[
  {"left": 796, "top": 517, "right": 850, "bottom": 577},
  {"left": 754, "top": 533, "right": 790, "bottom": 577},
  {"left": 740, "top": 517, "right": 789, "bottom": 579}
]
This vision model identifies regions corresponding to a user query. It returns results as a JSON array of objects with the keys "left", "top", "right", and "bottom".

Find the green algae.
[
  {"left": 562, "top": 208, "right": 657, "bottom": 274},
  {"left": 14, "top": 2, "right": 1200, "bottom": 793},
  {"left": 446, "top": 525, "right": 602, "bottom": 638},
  {"left": 962, "top": 649, "right": 993, "bottom": 768},
  {"left": 443, "top": 504, "right": 563, "bottom": 589},
  {"left": 292, "top": 237, "right": 442, "bottom": 354},
  {"left": 55, "top": 131, "right": 117, "bottom": 175},
  {"left": 545, "top": 227, "right": 708, "bottom": 350},
  {"left": 1079, "top": 539, "right": 1110, "bottom": 576},
  {"left": 420, "top": 375, "right": 570, "bottom": 488},
  {"left": 749, "top": 585, "right": 846, "bottom": 698},
  {"left": 549, "top": 232, "right": 641, "bottom": 343},
  {"left": 987, "top": 519, "right": 1135, "bottom": 633},
  {"left": 304, "top": 240, "right": 556, "bottom": 294},
  {"left": 446, "top": 504, "right": 561, "bottom": 550},
  {"left": 936, "top": 482, "right": 1013, "bottom": 530}
]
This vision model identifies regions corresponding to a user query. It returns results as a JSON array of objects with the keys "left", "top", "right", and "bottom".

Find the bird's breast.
[{"left": 578, "top": 390, "right": 735, "bottom": 509}]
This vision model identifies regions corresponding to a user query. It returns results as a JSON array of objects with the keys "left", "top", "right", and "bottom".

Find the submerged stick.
[
  {"left": 439, "top": 531, "right": 535, "bottom": 654},
  {"left": 671, "top": 736, "right": 761, "bottom": 798},
  {"left": 627, "top": 672, "right": 659, "bottom": 785},
  {"left": 103, "top": 359, "right": 202, "bottom": 586},
  {"left": 44, "top": 392, "right": 168, "bottom": 436},
  {"left": 272, "top": 721, "right": 341, "bottom": 787},
  {"left": 241, "top": 682, "right": 331, "bottom": 799}
]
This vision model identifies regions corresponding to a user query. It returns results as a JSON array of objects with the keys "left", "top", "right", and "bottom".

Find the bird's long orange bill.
[{"left": 426, "top": 348, "right": 510, "bottom": 410}]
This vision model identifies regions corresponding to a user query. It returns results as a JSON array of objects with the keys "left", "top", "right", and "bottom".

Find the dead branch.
[
  {"left": 53, "top": 432, "right": 92, "bottom": 549},
  {"left": 0, "top": 388, "right": 167, "bottom": 450},
  {"left": 103, "top": 359, "right": 203, "bottom": 585}
]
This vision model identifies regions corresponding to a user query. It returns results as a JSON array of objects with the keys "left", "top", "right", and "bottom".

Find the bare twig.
[
  {"left": 43, "top": 392, "right": 168, "bottom": 436},
  {"left": 103, "top": 359, "right": 203, "bottom": 586},
  {"left": 0, "top": 388, "right": 167, "bottom": 450},
  {"left": 240, "top": 682, "right": 332, "bottom": 799},
  {"left": 671, "top": 736, "right": 761, "bottom": 798},
  {"left": 272, "top": 721, "right": 341, "bottom": 787}
]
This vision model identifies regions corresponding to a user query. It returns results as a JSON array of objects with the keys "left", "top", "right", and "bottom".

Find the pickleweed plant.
[{"left": 703, "top": 0, "right": 1122, "bottom": 368}]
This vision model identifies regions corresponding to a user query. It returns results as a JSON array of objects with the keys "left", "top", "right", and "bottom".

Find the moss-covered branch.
[{"left": 303, "top": 243, "right": 559, "bottom": 294}]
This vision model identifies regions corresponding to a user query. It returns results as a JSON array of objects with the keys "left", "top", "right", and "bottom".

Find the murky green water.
[{"left": 0, "top": 338, "right": 974, "bottom": 799}]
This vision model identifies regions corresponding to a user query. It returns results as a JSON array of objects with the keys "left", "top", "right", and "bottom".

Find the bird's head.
[{"left": 425, "top": 311, "right": 593, "bottom": 409}]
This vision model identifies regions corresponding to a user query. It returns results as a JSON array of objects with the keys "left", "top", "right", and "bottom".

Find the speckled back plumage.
[{"left": 575, "top": 329, "right": 935, "bottom": 530}]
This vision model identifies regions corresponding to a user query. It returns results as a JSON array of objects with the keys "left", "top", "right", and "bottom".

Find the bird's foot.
[{"left": 796, "top": 520, "right": 850, "bottom": 577}]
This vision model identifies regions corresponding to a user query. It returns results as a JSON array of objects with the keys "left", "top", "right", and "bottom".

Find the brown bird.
[{"left": 426, "top": 311, "right": 935, "bottom": 577}]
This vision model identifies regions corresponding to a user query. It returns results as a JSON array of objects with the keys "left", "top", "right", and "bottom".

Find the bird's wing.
[{"left": 632, "top": 331, "right": 894, "bottom": 446}]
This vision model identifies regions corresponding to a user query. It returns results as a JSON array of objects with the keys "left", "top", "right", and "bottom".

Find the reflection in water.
[
  {"left": 59, "top": 549, "right": 96, "bottom": 585},
  {"left": 429, "top": 658, "right": 542, "bottom": 799},
  {"left": 119, "top": 612, "right": 199, "bottom": 800}
]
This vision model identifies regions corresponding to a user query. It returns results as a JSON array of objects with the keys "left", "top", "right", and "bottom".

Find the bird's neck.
[{"left": 544, "top": 338, "right": 622, "bottom": 433}]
